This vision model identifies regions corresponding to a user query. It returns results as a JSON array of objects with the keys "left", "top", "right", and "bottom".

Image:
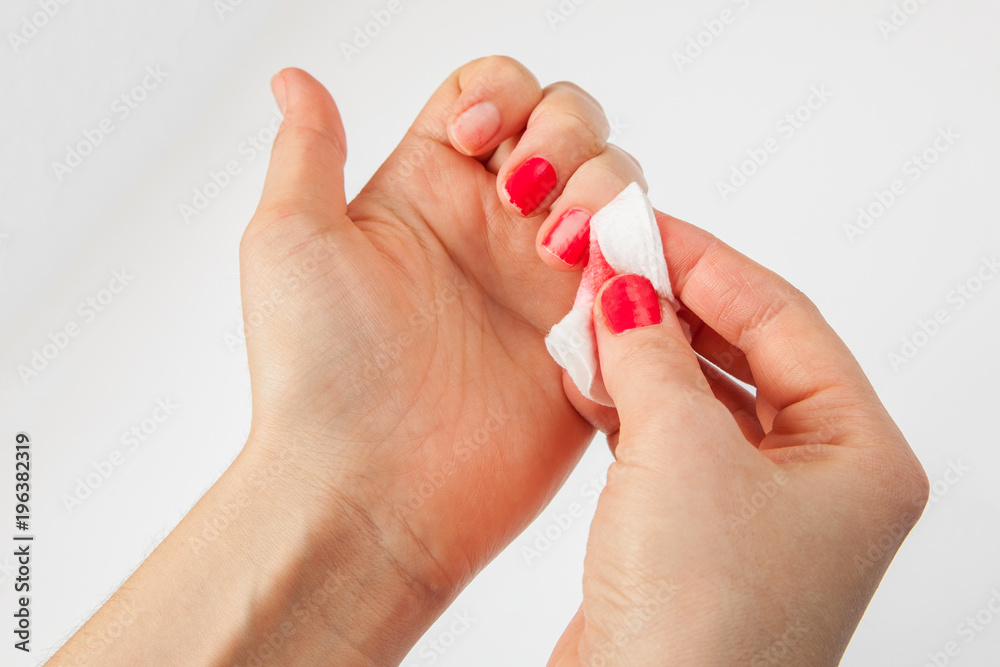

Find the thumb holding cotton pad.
[{"left": 545, "top": 182, "right": 678, "bottom": 407}]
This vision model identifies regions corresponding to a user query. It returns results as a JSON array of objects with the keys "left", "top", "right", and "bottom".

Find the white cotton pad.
[{"left": 544, "top": 182, "right": 673, "bottom": 407}]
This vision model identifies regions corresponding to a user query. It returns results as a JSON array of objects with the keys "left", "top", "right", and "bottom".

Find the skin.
[
  {"left": 548, "top": 233, "right": 929, "bottom": 665},
  {"left": 49, "top": 57, "right": 928, "bottom": 666}
]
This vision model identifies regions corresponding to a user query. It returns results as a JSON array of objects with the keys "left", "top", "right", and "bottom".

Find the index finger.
[{"left": 654, "top": 210, "right": 871, "bottom": 414}]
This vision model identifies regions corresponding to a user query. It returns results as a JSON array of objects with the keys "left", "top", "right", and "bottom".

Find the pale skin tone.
[{"left": 50, "top": 57, "right": 928, "bottom": 666}]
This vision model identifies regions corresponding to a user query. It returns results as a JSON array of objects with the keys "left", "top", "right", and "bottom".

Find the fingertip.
[
  {"left": 501, "top": 156, "right": 559, "bottom": 216},
  {"left": 596, "top": 274, "right": 665, "bottom": 336},
  {"left": 595, "top": 274, "right": 686, "bottom": 339},
  {"left": 255, "top": 67, "right": 350, "bottom": 231},
  {"left": 537, "top": 208, "right": 591, "bottom": 271},
  {"left": 270, "top": 71, "right": 287, "bottom": 114},
  {"left": 447, "top": 100, "right": 503, "bottom": 156},
  {"left": 593, "top": 275, "right": 708, "bottom": 409},
  {"left": 431, "top": 55, "right": 541, "bottom": 158},
  {"left": 267, "top": 68, "right": 347, "bottom": 158}
]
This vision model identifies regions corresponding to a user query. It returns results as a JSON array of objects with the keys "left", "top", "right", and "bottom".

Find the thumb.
[
  {"left": 594, "top": 274, "right": 717, "bottom": 438},
  {"left": 254, "top": 68, "right": 350, "bottom": 230}
]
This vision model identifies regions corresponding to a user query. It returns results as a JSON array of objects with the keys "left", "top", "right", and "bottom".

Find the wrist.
[
  {"left": 234, "top": 430, "right": 456, "bottom": 663},
  {"left": 51, "top": 430, "right": 455, "bottom": 666}
]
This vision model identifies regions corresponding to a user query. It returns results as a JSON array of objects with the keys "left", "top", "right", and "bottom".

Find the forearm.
[{"left": 49, "top": 438, "right": 452, "bottom": 666}]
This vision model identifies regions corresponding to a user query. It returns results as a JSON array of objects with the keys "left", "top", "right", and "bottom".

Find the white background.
[{"left": 1, "top": 0, "right": 998, "bottom": 665}]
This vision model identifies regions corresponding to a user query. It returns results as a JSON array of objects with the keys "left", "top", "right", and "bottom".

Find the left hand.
[{"left": 240, "top": 60, "right": 644, "bottom": 608}]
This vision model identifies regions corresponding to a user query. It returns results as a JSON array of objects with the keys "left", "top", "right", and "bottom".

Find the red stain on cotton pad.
[
  {"left": 544, "top": 182, "right": 670, "bottom": 407},
  {"left": 572, "top": 239, "right": 615, "bottom": 311}
]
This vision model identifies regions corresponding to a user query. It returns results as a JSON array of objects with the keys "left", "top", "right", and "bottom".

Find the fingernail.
[
  {"left": 448, "top": 101, "right": 502, "bottom": 155},
  {"left": 504, "top": 157, "right": 557, "bottom": 215},
  {"left": 271, "top": 72, "right": 287, "bottom": 114},
  {"left": 542, "top": 208, "right": 591, "bottom": 266},
  {"left": 601, "top": 274, "right": 662, "bottom": 335}
]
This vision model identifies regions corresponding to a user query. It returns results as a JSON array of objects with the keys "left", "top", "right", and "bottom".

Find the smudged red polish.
[
  {"left": 542, "top": 208, "right": 591, "bottom": 266},
  {"left": 504, "top": 157, "right": 557, "bottom": 215},
  {"left": 448, "top": 101, "right": 502, "bottom": 155},
  {"left": 601, "top": 274, "right": 662, "bottom": 334}
]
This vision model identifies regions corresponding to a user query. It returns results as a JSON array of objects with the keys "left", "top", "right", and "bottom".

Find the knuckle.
[
  {"left": 708, "top": 257, "right": 824, "bottom": 353},
  {"left": 547, "top": 81, "right": 604, "bottom": 112},
  {"left": 545, "top": 108, "right": 609, "bottom": 160},
  {"left": 480, "top": 54, "right": 527, "bottom": 74},
  {"left": 537, "top": 87, "right": 609, "bottom": 143},
  {"left": 579, "top": 151, "right": 644, "bottom": 191},
  {"left": 782, "top": 283, "right": 820, "bottom": 318},
  {"left": 467, "top": 54, "right": 537, "bottom": 91},
  {"left": 614, "top": 333, "right": 707, "bottom": 393},
  {"left": 578, "top": 161, "right": 629, "bottom": 192},
  {"left": 886, "top": 454, "right": 931, "bottom": 522},
  {"left": 718, "top": 280, "right": 793, "bottom": 351},
  {"left": 857, "top": 446, "right": 931, "bottom": 526},
  {"left": 605, "top": 144, "right": 645, "bottom": 175},
  {"left": 660, "top": 383, "right": 716, "bottom": 414},
  {"left": 628, "top": 385, "right": 719, "bottom": 441},
  {"left": 274, "top": 124, "right": 346, "bottom": 165}
]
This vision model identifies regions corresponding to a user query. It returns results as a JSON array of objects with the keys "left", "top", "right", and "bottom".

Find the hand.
[
  {"left": 548, "top": 217, "right": 929, "bottom": 666},
  {"left": 237, "top": 61, "right": 647, "bottom": 653},
  {"left": 51, "top": 58, "right": 650, "bottom": 666}
]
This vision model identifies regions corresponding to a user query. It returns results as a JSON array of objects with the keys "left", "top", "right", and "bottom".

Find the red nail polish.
[
  {"left": 542, "top": 209, "right": 591, "bottom": 266},
  {"left": 505, "top": 157, "right": 557, "bottom": 215},
  {"left": 601, "top": 274, "right": 662, "bottom": 334}
]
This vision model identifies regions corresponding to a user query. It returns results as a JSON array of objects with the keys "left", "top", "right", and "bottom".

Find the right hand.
[{"left": 548, "top": 214, "right": 929, "bottom": 666}]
